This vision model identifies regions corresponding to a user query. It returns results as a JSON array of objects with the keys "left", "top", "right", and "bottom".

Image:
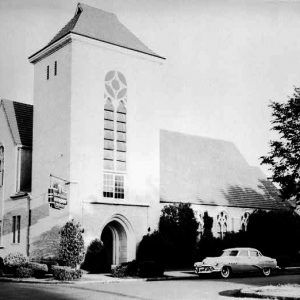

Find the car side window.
[
  {"left": 249, "top": 250, "right": 259, "bottom": 257},
  {"left": 238, "top": 250, "right": 249, "bottom": 257}
]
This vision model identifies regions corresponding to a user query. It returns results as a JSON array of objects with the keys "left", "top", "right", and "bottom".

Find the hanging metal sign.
[{"left": 48, "top": 174, "right": 68, "bottom": 209}]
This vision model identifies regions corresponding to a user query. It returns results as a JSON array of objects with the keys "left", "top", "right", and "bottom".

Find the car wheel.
[
  {"left": 262, "top": 267, "right": 271, "bottom": 277},
  {"left": 220, "top": 266, "right": 231, "bottom": 279}
]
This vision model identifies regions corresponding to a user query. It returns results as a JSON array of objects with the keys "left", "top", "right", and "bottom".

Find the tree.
[
  {"left": 261, "top": 89, "right": 300, "bottom": 204},
  {"left": 58, "top": 220, "right": 85, "bottom": 268},
  {"left": 159, "top": 203, "right": 199, "bottom": 267}
]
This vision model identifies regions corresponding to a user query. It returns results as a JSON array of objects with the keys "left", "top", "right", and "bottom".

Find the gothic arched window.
[
  {"left": 103, "top": 71, "right": 127, "bottom": 199},
  {"left": 217, "top": 211, "right": 228, "bottom": 239},
  {"left": 241, "top": 212, "right": 250, "bottom": 232}
]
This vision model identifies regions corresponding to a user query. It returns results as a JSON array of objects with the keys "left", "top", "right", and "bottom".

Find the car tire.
[
  {"left": 262, "top": 267, "right": 271, "bottom": 277},
  {"left": 220, "top": 266, "right": 231, "bottom": 279}
]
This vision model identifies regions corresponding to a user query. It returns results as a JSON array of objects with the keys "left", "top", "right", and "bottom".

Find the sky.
[{"left": 1, "top": 0, "right": 300, "bottom": 175}]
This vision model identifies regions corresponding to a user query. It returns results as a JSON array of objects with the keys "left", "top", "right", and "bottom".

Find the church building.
[{"left": 0, "top": 3, "right": 285, "bottom": 265}]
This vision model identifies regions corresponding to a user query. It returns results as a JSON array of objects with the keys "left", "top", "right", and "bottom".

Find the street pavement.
[{"left": 0, "top": 273, "right": 299, "bottom": 300}]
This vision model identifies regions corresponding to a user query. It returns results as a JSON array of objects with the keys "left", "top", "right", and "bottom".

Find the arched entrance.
[{"left": 100, "top": 215, "right": 135, "bottom": 269}]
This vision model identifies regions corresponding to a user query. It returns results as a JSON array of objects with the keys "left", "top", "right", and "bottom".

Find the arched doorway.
[{"left": 100, "top": 219, "right": 129, "bottom": 269}]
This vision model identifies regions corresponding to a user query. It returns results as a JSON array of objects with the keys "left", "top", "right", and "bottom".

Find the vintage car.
[{"left": 194, "top": 247, "right": 278, "bottom": 278}]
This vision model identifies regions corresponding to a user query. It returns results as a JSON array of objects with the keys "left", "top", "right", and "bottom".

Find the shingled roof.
[
  {"left": 35, "top": 3, "right": 163, "bottom": 59},
  {"left": 0, "top": 99, "right": 33, "bottom": 147},
  {"left": 160, "top": 130, "right": 286, "bottom": 210}
]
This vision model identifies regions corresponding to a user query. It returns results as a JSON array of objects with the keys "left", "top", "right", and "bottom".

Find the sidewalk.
[
  {"left": 0, "top": 270, "right": 198, "bottom": 285},
  {"left": 0, "top": 267, "right": 299, "bottom": 285}
]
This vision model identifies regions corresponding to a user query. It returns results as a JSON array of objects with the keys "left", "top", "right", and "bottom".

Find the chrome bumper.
[{"left": 194, "top": 265, "right": 221, "bottom": 274}]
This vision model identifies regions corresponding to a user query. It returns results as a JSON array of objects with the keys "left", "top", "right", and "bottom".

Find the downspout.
[{"left": 26, "top": 193, "right": 31, "bottom": 257}]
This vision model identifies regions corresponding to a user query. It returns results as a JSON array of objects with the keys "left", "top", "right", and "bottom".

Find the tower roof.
[{"left": 30, "top": 3, "right": 164, "bottom": 60}]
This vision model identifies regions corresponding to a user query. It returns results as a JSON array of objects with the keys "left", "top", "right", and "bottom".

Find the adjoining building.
[{"left": 0, "top": 3, "right": 285, "bottom": 265}]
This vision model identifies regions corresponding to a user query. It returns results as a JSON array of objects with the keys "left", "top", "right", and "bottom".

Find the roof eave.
[
  {"left": 29, "top": 31, "right": 166, "bottom": 64},
  {"left": 28, "top": 34, "right": 72, "bottom": 64}
]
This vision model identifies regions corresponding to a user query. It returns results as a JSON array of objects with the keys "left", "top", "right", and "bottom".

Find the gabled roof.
[
  {"left": 0, "top": 99, "right": 33, "bottom": 147},
  {"left": 160, "top": 130, "right": 286, "bottom": 210},
  {"left": 31, "top": 3, "right": 164, "bottom": 60}
]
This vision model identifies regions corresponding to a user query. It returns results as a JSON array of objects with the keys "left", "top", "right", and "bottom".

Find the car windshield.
[{"left": 221, "top": 250, "right": 239, "bottom": 257}]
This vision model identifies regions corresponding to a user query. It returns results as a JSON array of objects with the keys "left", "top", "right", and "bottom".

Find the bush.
[
  {"left": 137, "top": 261, "right": 164, "bottom": 278},
  {"left": 15, "top": 266, "right": 33, "bottom": 278},
  {"left": 39, "top": 258, "right": 59, "bottom": 274},
  {"left": 111, "top": 265, "right": 127, "bottom": 278},
  {"left": 26, "top": 262, "right": 48, "bottom": 278},
  {"left": 137, "top": 231, "right": 166, "bottom": 265},
  {"left": 58, "top": 220, "right": 85, "bottom": 268},
  {"left": 52, "top": 266, "right": 82, "bottom": 281},
  {"left": 247, "top": 210, "right": 300, "bottom": 258},
  {"left": 0, "top": 257, "right": 4, "bottom": 276},
  {"left": 4, "top": 253, "right": 27, "bottom": 274},
  {"left": 81, "top": 239, "right": 108, "bottom": 273},
  {"left": 111, "top": 260, "right": 138, "bottom": 278}
]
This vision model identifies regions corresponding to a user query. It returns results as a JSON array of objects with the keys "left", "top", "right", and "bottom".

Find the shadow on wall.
[
  {"left": 30, "top": 225, "right": 60, "bottom": 260},
  {"left": 2, "top": 203, "right": 49, "bottom": 236},
  {"left": 221, "top": 180, "right": 284, "bottom": 209}
]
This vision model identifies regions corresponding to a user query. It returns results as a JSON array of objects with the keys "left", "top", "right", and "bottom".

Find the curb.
[
  {"left": 238, "top": 289, "right": 300, "bottom": 300},
  {"left": 0, "top": 277, "right": 74, "bottom": 284}
]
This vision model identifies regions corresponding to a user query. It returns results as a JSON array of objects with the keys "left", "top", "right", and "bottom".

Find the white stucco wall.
[
  {"left": 0, "top": 106, "right": 28, "bottom": 256},
  {"left": 68, "top": 36, "right": 164, "bottom": 240},
  {"left": 30, "top": 43, "right": 72, "bottom": 254}
]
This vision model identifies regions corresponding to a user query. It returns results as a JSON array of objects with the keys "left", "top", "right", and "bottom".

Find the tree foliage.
[
  {"left": 159, "top": 203, "right": 199, "bottom": 267},
  {"left": 58, "top": 220, "right": 85, "bottom": 268},
  {"left": 261, "top": 89, "right": 300, "bottom": 203}
]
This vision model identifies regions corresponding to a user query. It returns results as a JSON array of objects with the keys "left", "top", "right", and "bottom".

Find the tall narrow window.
[
  {"left": 103, "top": 71, "right": 127, "bottom": 199},
  {"left": 104, "top": 99, "right": 114, "bottom": 171},
  {"left": 12, "top": 215, "right": 21, "bottom": 243},
  {"left": 47, "top": 65, "right": 50, "bottom": 80},
  {"left": 17, "top": 215, "right": 21, "bottom": 243},
  {"left": 217, "top": 211, "right": 228, "bottom": 239},
  {"left": 115, "top": 175, "right": 124, "bottom": 199},
  {"left": 54, "top": 61, "right": 57, "bottom": 76},
  {"left": 116, "top": 101, "right": 126, "bottom": 171},
  {"left": 0, "top": 146, "right": 4, "bottom": 187},
  {"left": 241, "top": 212, "right": 250, "bottom": 232}
]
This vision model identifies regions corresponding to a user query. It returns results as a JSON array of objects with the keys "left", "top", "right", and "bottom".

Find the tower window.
[
  {"left": 46, "top": 65, "right": 50, "bottom": 80},
  {"left": 103, "top": 71, "right": 127, "bottom": 198},
  {"left": 103, "top": 173, "right": 124, "bottom": 199},
  {"left": 12, "top": 215, "right": 21, "bottom": 243},
  {"left": 54, "top": 61, "right": 57, "bottom": 76}
]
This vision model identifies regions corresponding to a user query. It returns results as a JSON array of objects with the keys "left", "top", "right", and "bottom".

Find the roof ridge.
[{"left": 47, "top": 10, "right": 81, "bottom": 46}]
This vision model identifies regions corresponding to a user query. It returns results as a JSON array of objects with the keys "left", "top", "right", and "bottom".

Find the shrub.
[
  {"left": 247, "top": 209, "right": 300, "bottom": 258},
  {"left": 0, "top": 257, "right": 4, "bottom": 277},
  {"left": 137, "top": 261, "right": 164, "bottom": 278},
  {"left": 137, "top": 231, "right": 166, "bottom": 265},
  {"left": 81, "top": 238, "right": 107, "bottom": 273},
  {"left": 4, "top": 253, "right": 27, "bottom": 274},
  {"left": 39, "top": 258, "right": 59, "bottom": 274},
  {"left": 111, "top": 260, "right": 138, "bottom": 278},
  {"left": 26, "top": 262, "right": 48, "bottom": 278},
  {"left": 15, "top": 266, "right": 33, "bottom": 278},
  {"left": 111, "top": 265, "right": 127, "bottom": 278},
  {"left": 58, "top": 220, "right": 85, "bottom": 268},
  {"left": 52, "top": 266, "right": 82, "bottom": 281}
]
